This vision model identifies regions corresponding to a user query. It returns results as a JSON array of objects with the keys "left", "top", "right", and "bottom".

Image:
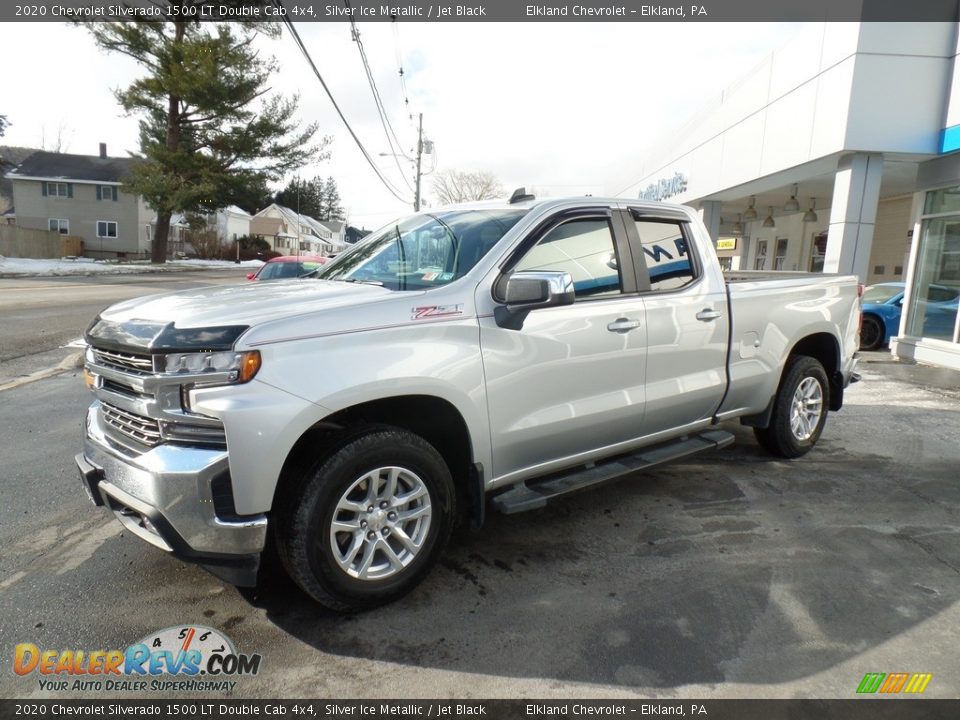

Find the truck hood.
[{"left": 87, "top": 279, "right": 399, "bottom": 352}]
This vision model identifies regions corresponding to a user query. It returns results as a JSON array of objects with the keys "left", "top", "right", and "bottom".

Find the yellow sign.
[{"left": 716, "top": 238, "right": 738, "bottom": 250}]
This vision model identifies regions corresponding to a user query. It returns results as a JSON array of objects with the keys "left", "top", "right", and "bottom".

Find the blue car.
[{"left": 860, "top": 281, "right": 959, "bottom": 349}]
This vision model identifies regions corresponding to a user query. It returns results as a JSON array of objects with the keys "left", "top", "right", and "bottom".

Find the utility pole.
[{"left": 414, "top": 112, "right": 423, "bottom": 212}]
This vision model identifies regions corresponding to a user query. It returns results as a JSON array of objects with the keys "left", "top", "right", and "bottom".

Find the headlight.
[{"left": 162, "top": 350, "right": 261, "bottom": 383}]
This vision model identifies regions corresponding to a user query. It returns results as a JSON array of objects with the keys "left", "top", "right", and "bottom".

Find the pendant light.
[
  {"left": 803, "top": 198, "right": 818, "bottom": 223},
  {"left": 744, "top": 196, "right": 758, "bottom": 220},
  {"left": 784, "top": 184, "right": 800, "bottom": 212},
  {"left": 762, "top": 206, "right": 775, "bottom": 228}
]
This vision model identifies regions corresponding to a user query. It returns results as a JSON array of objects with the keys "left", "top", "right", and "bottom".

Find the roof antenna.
[{"left": 509, "top": 187, "right": 535, "bottom": 204}]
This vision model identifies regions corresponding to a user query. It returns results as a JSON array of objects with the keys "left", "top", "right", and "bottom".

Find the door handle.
[
  {"left": 607, "top": 318, "right": 641, "bottom": 333},
  {"left": 696, "top": 308, "right": 721, "bottom": 322}
]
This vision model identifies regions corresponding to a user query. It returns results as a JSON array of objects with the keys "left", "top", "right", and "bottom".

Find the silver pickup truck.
[{"left": 77, "top": 195, "right": 861, "bottom": 611}]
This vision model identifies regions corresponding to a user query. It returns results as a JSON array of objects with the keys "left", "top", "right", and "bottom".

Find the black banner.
[
  {"left": 2, "top": 700, "right": 960, "bottom": 720},
  {"left": 2, "top": 0, "right": 959, "bottom": 22}
]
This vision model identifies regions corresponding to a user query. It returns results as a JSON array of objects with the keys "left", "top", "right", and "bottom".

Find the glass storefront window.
[
  {"left": 924, "top": 186, "right": 960, "bottom": 215},
  {"left": 906, "top": 216, "right": 960, "bottom": 342}
]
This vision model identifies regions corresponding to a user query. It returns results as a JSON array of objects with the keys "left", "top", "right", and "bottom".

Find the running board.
[{"left": 491, "top": 430, "right": 735, "bottom": 514}]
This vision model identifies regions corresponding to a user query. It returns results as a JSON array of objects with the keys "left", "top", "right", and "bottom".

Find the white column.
[
  {"left": 698, "top": 201, "right": 722, "bottom": 246},
  {"left": 824, "top": 153, "right": 883, "bottom": 279}
]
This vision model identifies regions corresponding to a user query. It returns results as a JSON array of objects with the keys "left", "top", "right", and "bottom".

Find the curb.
[{"left": 0, "top": 350, "right": 85, "bottom": 393}]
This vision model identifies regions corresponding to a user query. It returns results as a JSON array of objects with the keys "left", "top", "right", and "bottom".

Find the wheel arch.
[
  {"left": 274, "top": 394, "right": 483, "bottom": 528},
  {"left": 786, "top": 332, "right": 844, "bottom": 411}
]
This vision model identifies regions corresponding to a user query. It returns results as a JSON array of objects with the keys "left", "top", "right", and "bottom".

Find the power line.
[
  {"left": 391, "top": 18, "right": 412, "bottom": 120},
  {"left": 344, "top": 2, "right": 415, "bottom": 193},
  {"left": 272, "top": 1, "right": 412, "bottom": 205}
]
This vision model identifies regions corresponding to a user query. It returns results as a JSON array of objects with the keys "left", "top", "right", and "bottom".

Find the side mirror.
[
  {"left": 246, "top": 272, "right": 256, "bottom": 280},
  {"left": 495, "top": 270, "right": 574, "bottom": 329}
]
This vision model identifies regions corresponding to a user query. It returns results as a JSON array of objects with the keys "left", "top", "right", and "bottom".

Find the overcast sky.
[{"left": 0, "top": 21, "right": 803, "bottom": 230}]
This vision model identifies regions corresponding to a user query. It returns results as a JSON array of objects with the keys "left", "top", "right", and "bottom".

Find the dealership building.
[{"left": 615, "top": 22, "right": 960, "bottom": 371}]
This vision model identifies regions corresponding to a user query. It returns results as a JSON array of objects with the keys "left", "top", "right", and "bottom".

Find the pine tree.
[
  {"left": 0, "top": 115, "right": 8, "bottom": 168},
  {"left": 319, "top": 177, "right": 345, "bottom": 221},
  {"left": 86, "top": 17, "right": 330, "bottom": 263},
  {"left": 274, "top": 177, "right": 324, "bottom": 219}
]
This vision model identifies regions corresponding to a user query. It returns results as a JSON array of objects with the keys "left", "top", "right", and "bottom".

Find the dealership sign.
[{"left": 639, "top": 172, "right": 688, "bottom": 202}]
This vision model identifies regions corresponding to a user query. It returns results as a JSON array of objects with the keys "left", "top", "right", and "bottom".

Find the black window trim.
[
  {"left": 624, "top": 208, "right": 703, "bottom": 296},
  {"left": 494, "top": 206, "right": 639, "bottom": 304}
]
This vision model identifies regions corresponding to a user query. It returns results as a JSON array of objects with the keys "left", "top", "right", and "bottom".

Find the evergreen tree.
[
  {"left": 274, "top": 177, "right": 324, "bottom": 218},
  {"left": 86, "top": 16, "right": 330, "bottom": 263},
  {"left": 0, "top": 115, "right": 8, "bottom": 167},
  {"left": 319, "top": 176, "right": 345, "bottom": 221}
]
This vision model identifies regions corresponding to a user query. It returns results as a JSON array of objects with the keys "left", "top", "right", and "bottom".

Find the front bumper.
[{"left": 77, "top": 401, "right": 267, "bottom": 586}]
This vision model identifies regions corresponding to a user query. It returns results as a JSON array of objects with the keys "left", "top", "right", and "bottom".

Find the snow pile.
[{"left": 0, "top": 256, "right": 264, "bottom": 277}]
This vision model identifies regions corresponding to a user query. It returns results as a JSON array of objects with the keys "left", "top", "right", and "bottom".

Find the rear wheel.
[
  {"left": 860, "top": 314, "right": 884, "bottom": 350},
  {"left": 277, "top": 427, "right": 455, "bottom": 612},
  {"left": 754, "top": 355, "right": 829, "bottom": 459}
]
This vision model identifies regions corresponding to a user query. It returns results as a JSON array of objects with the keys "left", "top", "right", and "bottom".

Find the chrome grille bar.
[
  {"left": 93, "top": 348, "right": 155, "bottom": 375},
  {"left": 101, "top": 401, "right": 162, "bottom": 447}
]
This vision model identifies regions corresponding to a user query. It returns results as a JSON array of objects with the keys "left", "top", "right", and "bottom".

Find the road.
[
  {"left": 0, "top": 272, "right": 958, "bottom": 700},
  {"left": 0, "top": 269, "right": 251, "bottom": 386}
]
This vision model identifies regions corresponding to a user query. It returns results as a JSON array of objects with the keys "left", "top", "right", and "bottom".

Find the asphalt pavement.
[
  {"left": 0, "top": 342, "right": 958, "bottom": 699},
  {"left": 0, "top": 269, "right": 252, "bottom": 387}
]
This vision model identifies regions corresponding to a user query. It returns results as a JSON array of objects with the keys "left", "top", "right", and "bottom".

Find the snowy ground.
[{"left": 0, "top": 256, "right": 264, "bottom": 277}]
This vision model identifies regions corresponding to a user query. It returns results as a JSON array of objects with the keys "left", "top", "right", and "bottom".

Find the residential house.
[
  {"left": 251, "top": 203, "right": 346, "bottom": 256},
  {"left": 319, "top": 219, "right": 346, "bottom": 247},
  {"left": 5, "top": 144, "right": 152, "bottom": 258},
  {"left": 147, "top": 205, "right": 252, "bottom": 256},
  {"left": 345, "top": 225, "right": 371, "bottom": 245}
]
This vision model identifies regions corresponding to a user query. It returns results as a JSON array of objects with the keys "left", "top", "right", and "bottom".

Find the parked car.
[
  {"left": 860, "top": 281, "right": 959, "bottom": 349},
  {"left": 78, "top": 196, "right": 861, "bottom": 611},
  {"left": 246, "top": 255, "right": 328, "bottom": 281}
]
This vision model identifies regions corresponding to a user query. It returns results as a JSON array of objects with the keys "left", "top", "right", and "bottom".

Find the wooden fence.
[{"left": 0, "top": 224, "right": 83, "bottom": 258}]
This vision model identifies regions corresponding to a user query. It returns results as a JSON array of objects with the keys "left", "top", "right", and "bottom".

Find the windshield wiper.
[{"left": 341, "top": 278, "right": 384, "bottom": 286}]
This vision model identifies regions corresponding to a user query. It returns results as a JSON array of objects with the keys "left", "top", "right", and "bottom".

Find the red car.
[{"left": 246, "top": 255, "right": 328, "bottom": 281}]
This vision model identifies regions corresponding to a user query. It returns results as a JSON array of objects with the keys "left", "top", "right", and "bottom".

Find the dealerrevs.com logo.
[{"left": 13, "top": 625, "right": 262, "bottom": 693}]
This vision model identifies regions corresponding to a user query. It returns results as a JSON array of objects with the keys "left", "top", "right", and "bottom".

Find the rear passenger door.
[{"left": 625, "top": 207, "right": 730, "bottom": 436}]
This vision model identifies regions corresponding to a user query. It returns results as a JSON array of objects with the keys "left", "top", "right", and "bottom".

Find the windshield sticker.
[
  {"left": 421, "top": 271, "right": 438, "bottom": 281},
  {"left": 411, "top": 304, "right": 464, "bottom": 320}
]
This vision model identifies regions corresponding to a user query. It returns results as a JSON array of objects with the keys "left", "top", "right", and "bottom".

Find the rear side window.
[
  {"left": 634, "top": 219, "right": 697, "bottom": 291},
  {"left": 514, "top": 218, "right": 623, "bottom": 299}
]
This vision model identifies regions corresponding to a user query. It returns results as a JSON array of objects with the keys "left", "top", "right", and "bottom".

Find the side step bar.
[{"left": 491, "top": 430, "right": 735, "bottom": 514}]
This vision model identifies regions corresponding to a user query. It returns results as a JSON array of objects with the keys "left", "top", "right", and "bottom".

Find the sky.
[{"left": 0, "top": 21, "right": 804, "bottom": 230}]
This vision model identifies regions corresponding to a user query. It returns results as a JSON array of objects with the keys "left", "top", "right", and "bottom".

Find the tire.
[
  {"left": 860, "top": 314, "right": 884, "bottom": 350},
  {"left": 276, "top": 426, "right": 455, "bottom": 612},
  {"left": 754, "top": 356, "right": 830, "bottom": 459}
]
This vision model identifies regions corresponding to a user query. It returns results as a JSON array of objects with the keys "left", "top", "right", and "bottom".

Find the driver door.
[{"left": 478, "top": 209, "right": 649, "bottom": 484}]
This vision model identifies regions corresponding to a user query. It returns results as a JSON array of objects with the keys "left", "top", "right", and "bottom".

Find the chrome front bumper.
[{"left": 77, "top": 401, "right": 267, "bottom": 586}]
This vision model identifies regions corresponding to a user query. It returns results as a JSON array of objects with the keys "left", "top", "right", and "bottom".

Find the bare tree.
[
  {"left": 40, "top": 120, "right": 73, "bottom": 153},
  {"left": 431, "top": 169, "right": 503, "bottom": 206}
]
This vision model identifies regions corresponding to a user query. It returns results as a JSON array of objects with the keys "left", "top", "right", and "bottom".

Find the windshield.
[
  {"left": 258, "top": 260, "right": 321, "bottom": 280},
  {"left": 315, "top": 209, "right": 527, "bottom": 290},
  {"left": 862, "top": 284, "right": 903, "bottom": 304}
]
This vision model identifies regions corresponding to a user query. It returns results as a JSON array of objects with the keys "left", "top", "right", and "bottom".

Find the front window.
[
  {"left": 46, "top": 182, "right": 70, "bottom": 197},
  {"left": 316, "top": 209, "right": 527, "bottom": 290},
  {"left": 48, "top": 218, "right": 69, "bottom": 235},
  {"left": 754, "top": 240, "right": 768, "bottom": 270},
  {"left": 774, "top": 238, "right": 788, "bottom": 270},
  {"left": 97, "top": 221, "right": 118, "bottom": 238}
]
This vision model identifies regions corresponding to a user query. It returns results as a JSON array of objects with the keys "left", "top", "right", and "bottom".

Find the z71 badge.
[{"left": 411, "top": 304, "right": 464, "bottom": 320}]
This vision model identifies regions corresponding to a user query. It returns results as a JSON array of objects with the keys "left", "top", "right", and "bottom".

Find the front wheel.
[
  {"left": 276, "top": 427, "right": 455, "bottom": 612},
  {"left": 754, "top": 356, "right": 829, "bottom": 459}
]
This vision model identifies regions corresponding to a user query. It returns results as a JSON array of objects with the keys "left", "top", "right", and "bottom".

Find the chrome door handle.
[
  {"left": 607, "top": 318, "right": 641, "bottom": 333},
  {"left": 696, "top": 309, "right": 721, "bottom": 322}
]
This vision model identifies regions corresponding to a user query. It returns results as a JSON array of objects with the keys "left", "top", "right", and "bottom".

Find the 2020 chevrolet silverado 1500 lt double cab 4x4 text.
[{"left": 76, "top": 195, "right": 861, "bottom": 611}]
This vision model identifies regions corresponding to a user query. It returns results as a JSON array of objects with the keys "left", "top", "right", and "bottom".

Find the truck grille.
[
  {"left": 101, "top": 401, "right": 162, "bottom": 447},
  {"left": 93, "top": 348, "right": 155, "bottom": 375}
]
